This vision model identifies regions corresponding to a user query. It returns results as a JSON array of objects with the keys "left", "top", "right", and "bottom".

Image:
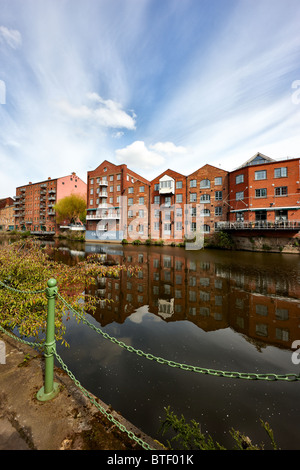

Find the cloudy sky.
[{"left": 1, "top": 0, "right": 300, "bottom": 197}]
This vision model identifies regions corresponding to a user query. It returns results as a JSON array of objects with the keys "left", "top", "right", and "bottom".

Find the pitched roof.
[{"left": 235, "top": 152, "right": 276, "bottom": 169}]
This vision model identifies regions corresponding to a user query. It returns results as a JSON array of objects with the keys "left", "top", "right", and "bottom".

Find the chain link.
[
  {"left": 0, "top": 324, "right": 43, "bottom": 349},
  {"left": 0, "top": 280, "right": 46, "bottom": 295},
  {"left": 57, "top": 293, "right": 300, "bottom": 382},
  {"left": 2, "top": 278, "right": 300, "bottom": 452}
]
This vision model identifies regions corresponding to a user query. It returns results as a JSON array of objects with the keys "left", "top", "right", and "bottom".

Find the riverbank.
[
  {"left": 1, "top": 229, "right": 300, "bottom": 254},
  {"left": 0, "top": 332, "right": 164, "bottom": 451}
]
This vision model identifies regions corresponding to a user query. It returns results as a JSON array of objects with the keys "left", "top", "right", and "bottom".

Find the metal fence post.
[{"left": 37, "top": 278, "right": 60, "bottom": 401}]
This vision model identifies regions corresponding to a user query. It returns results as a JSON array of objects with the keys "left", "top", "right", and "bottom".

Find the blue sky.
[{"left": 1, "top": 0, "right": 300, "bottom": 198}]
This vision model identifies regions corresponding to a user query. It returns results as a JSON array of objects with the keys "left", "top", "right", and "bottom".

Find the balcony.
[
  {"left": 99, "top": 191, "right": 108, "bottom": 198},
  {"left": 159, "top": 176, "right": 175, "bottom": 195},
  {"left": 86, "top": 210, "right": 120, "bottom": 220},
  {"left": 99, "top": 179, "right": 108, "bottom": 186},
  {"left": 216, "top": 221, "right": 300, "bottom": 231}
]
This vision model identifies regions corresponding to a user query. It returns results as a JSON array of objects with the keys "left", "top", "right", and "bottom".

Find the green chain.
[
  {"left": 0, "top": 280, "right": 46, "bottom": 295},
  {"left": 0, "top": 325, "right": 43, "bottom": 349},
  {"left": 57, "top": 293, "right": 300, "bottom": 382},
  {"left": 53, "top": 350, "right": 154, "bottom": 450}
]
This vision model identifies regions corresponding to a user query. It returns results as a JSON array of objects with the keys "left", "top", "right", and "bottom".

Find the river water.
[{"left": 44, "top": 240, "right": 300, "bottom": 448}]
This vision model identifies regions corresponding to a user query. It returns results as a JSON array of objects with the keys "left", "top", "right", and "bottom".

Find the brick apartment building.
[
  {"left": 0, "top": 197, "right": 15, "bottom": 231},
  {"left": 85, "top": 160, "right": 151, "bottom": 242},
  {"left": 14, "top": 172, "right": 86, "bottom": 233},
  {"left": 187, "top": 164, "right": 229, "bottom": 235},
  {"left": 227, "top": 152, "right": 300, "bottom": 224},
  {"left": 84, "top": 152, "right": 300, "bottom": 243},
  {"left": 150, "top": 169, "right": 187, "bottom": 243}
]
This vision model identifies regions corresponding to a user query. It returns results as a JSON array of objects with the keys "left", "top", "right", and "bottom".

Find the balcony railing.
[
  {"left": 86, "top": 211, "right": 120, "bottom": 220},
  {"left": 216, "top": 221, "right": 300, "bottom": 231}
]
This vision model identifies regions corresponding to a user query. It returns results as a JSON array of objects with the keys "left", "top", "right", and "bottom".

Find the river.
[{"left": 34, "top": 240, "right": 300, "bottom": 449}]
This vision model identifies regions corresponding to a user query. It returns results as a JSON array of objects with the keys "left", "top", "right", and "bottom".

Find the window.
[
  {"left": 117, "top": 174, "right": 121, "bottom": 180},
  {"left": 215, "top": 177, "right": 222, "bottom": 185},
  {"left": 255, "top": 188, "right": 267, "bottom": 198},
  {"left": 274, "top": 167, "right": 287, "bottom": 178},
  {"left": 160, "top": 180, "right": 172, "bottom": 189},
  {"left": 90, "top": 178, "right": 94, "bottom": 184},
  {"left": 190, "top": 207, "right": 196, "bottom": 217},
  {"left": 139, "top": 197, "right": 144, "bottom": 205},
  {"left": 164, "top": 223, "right": 171, "bottom": 231},
  {"left": 201, "top": 209, "right": 210, "bottom": 217},
  {"left": 236, "top": 212, "right": 244, "bottom": 221},
  {"left": 236, "top": 174, "right": 244, "bottom": 184},
  {"left": 275, "top": 186, "right": 288, "bottom": 196},
  {"left": 215, "top": 191, "right": 222, "bottom": 200},
  {"left": 215, "top": 207, "right": 222, "bottom": 216},
  {"left": 128, "top": 198, "right": 133, "bottom": 205},
  {"left": 200, "top": 179, "right": 210, "bottom": 189},
  {"left": 255, "top": 170, "right": 267, "bottom": 180},
  {"left": 164, "top": 211, "right": 171, "bottom": 220},
  {"left": 154, "top": 222, "right": 159, "bottom": 231},
  {"left": 256, "top": 304, "right": 268, "bottom": 316},
  {"left": 90, "top": 188, "right": 94, "bottom": 194},
  {"left": 236, "top": 191, "right": 244, "bottom": 200},
  {"left": 154, "top": 209, "right": 160, "bottom": 218},
  {"left": 103, "top": 167, "right": 107, "bottom": 172},
  {"left": 110, "top": 175, "right": 114, "bottom": 181},
  {"left": 190, "top": 193, "right": 197, "bottom": 202},
  {"left": 154, "top": 184, "right": 159, "bottom": 191},
  {"left": 139, "top": 186, "right": 144, "bottom": 192},
  {"left": 202, "top": 224, "right": 210, "bottom": 233},
  {"left": 117, "top": 185, "right": 120, "bottom": 191},
  {"left": 128, "top": 187, "right": 134, "bottom": 193},
  {"left": 110, "top": 186, "right": 113, "bottom": 192},
  {"left": 176, "top": 181, "right": 183, "bottom": 189},
  {"left": 128, "top": 210, "right": 133, "bottom": 218},
  {"left": 176, "top": 222, "right": 182, "bottom": 230},
  {"left": 190, "top": 179, "right": 197, "bottom": 187},
  {"left": 176, "top": 208, "right": 182, "bottom": 217},
  {"left": 191, "top": 222, "right": 196, "bottom": 231},
  {"left": 154, "top": 196, "right": 160, "bottom": 204},
  {"left": 200, "top": 194, "right": 210, "bottom": 203},
  {"left": 275, "top": 210, "right": 288, "bottom": 221},
  {"left": 176, "top": 194, "right": 183, "bottom": 203},
  {"left": 139, "top": 209, "right": 144, "bottom": 218}
]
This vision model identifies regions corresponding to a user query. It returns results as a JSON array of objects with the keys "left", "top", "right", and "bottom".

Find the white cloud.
[
  {"left": 115, "top": 141, "right": 166, "bottom": 170},
  {"left": 149, "top": 141, "right": 187, "bottom": 155},
  {"left": 0, "top": 26, "right": 22, "bottom": 49},
  {"left": 55, "top": 93, "right": 136, "bottom": 130}
]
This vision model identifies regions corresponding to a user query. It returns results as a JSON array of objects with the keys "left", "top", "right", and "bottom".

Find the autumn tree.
[{"left": 54, "top": 193, "right": 86, "bottom": 225}]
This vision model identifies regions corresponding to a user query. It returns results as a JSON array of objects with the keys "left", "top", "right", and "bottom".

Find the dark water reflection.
[{"left": 43, "top": 240, "right": 300, "bottom": 448}]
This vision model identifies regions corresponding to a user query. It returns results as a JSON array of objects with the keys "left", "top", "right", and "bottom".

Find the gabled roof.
[
  {"left": 150, "top": 168, "right": 186, "bottom": 183},
  {"left": 235, "top": 152, "right": 276, "bottom": 169}
]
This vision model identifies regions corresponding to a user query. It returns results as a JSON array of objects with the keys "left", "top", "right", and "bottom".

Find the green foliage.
[
  {"left": 159, "top": 406, "right": 279, "bottom": 451},
  {"left": 205, "top": 231, "right": 234, "bottom": 250},
  {"left": 54, "top": 193, "right": 86, "bottom": 225},
  {"left": 0, "top": 239, "right": 125, "bottom": 345}
]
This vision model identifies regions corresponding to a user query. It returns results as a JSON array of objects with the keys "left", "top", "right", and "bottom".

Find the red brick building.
[
  {"left": 85, "top": 160, "right": 151, "bottom": 242},
  {"left": 14, "top": 173, "right": 86, "bottom": 233},
  {"left": 228, "top": 153, "right": 300, "bottom": 225},
  {"left": 0, "top": 197, "right": 15, "bottom": 231},
  {"left": 150, "top": 169, "right": 187, "bottom": 243},
  {"left": 187, "top": 164, "right": 229, "bottom": 236}
]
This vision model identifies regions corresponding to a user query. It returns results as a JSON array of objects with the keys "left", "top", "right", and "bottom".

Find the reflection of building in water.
[{"left": 86, "top": 245, "right": 300, "bottom": 350}]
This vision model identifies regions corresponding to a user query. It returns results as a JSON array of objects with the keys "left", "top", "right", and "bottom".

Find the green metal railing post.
[{"left": 37, "top": 278, "right": 60, "bottom": 402}]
